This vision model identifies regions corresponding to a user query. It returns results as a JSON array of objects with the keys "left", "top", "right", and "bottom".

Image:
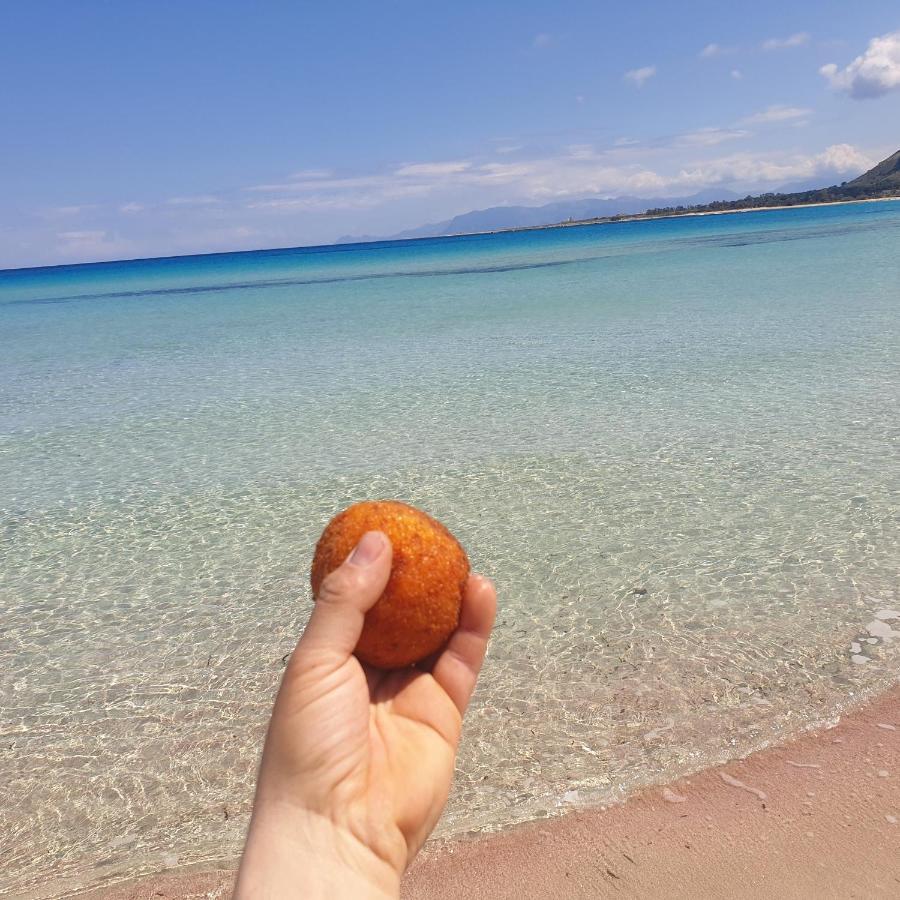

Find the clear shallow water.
[{"left": 2, "top": 202, "right": 899, "bottom": 896}]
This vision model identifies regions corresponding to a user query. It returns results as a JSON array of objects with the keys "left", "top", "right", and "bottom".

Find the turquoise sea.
[{"left": 2, "top": 202, "right": 899, "bottom": 897}]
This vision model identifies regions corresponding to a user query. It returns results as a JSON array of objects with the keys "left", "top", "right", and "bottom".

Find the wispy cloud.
[
  {"left": 762, "top": 32, "right": 810, "bottom": 51},
  {"left": 731, "top": 69, "right": 743, "bottom": 80},
  {"left": 165, "top": 194, "right": 220, "bottom": 206},
  {"left": 394, "top": 161, "right": 471, "bottom": 177},
  {"left": 40, "top": 204, "right": 98, "bottom": 219},
  {"left": 700, "top": 43, "right": 737, "bottom": 58},
  {"left": 119, "top": 202, "right": 144, "bottom": 214},
  {"left": 177, "top": 134, "right": 876, "bottom": 229},
  {"left": 243, "top": 142, "right": 872, "bottom": 217},
  {"left": 58, "top": 229, "right": 106, "bottom": 241},
  {"left": 677, "top": 127, "right": 750, "bottom": 147},
  {"left": 661, "top": 105, "right": 811, "bottom": 151},
  {"left": 246, "top": 174, "right": 403, "bottom": 194},
  {"left": 247, "top": 162, "right": 476, "bottom": 200},
  {"left": 566, "top": 144, "right": 595, "bottom": 160},
  {"left": 624, "top": 65, "right": 656, "bottom": 87},
  {"left": 532, "top": 33, "right": 553, "bottom": 49},
  {"left": 246, "top": 196, "right": 386, "bottom": 212},
  {"left": 820, "top": 30, "right": 900, "bottom": 99},
  {"left": 288, "top": 169, "right": 333, "bottom": 180},
  {"left": 474, "top": 161, "right": 536, "bottom": 181},
  {"left": 740, "top": 104, "right": 812, "bottom": 125},
  {"left": 245, "top": 171, "right": 442, "bottom": 211}
]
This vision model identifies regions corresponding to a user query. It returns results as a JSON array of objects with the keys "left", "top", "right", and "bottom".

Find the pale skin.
[{"left": 235, "top": 529, "right": 497, "bottom": 898}]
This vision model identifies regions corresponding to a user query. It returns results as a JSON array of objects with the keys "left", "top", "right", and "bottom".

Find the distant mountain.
[
  {"left": 385, "top": 191, "right": 738, "bottom": 240},
  {"left": 335, "top": 190, "right": 741, "bottom": 244},
  {"left": 766, "top": 176, "right": 835, "bottom": 195}
]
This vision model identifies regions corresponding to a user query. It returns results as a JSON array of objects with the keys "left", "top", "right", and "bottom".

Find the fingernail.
[{"left": 348, "top": 531, "right": 386, "bottom": 567}]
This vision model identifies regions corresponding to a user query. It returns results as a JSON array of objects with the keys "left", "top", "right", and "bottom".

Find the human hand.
[{"left": 235, "top": 530, "right": 497, "bottom": 899}]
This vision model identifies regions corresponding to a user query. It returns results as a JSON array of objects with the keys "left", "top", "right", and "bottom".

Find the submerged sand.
[{"left": 82, "top": 686, "right": 899, "bottom": 900}]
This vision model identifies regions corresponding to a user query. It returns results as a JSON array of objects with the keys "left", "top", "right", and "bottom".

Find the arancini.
[{"left": 310, "top": 500, "right": 469, "bottom": 668}]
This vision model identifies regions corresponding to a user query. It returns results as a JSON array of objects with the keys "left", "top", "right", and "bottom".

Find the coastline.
[
  {"left": 566, "top": 194, "right": 900, "bottom": 226},
  {"left": 81, "top": 682, "right": 900, "bottom": 900},
  {"left": 482, "top": 194, "right": 900, "bottom": 238},
  {"left": 5, "top": 195, "right": 898, "bottom": 277}
]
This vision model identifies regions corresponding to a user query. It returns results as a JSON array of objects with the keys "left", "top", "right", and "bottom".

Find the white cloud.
[
  {"left": 700, "top": 43, "right": 737, "bottom": 58},
  {"left": 246, "top": 173, "right": 410, "bottom": 194},
  {"left": 677, "top": 127, "right": 750, "bottom": 147},
  {"left": 624, "top": 66, "right": 656, "bottom": 87},
  {"left": 119, "top": 202, "right": 144, "bottom": 214},
  {"left": 39, "top": 204, "right": 98, "bottom": 219},
  {"left": 533, "top": 33, "right": 553, "bottom": 49},
  {"left": 731, "top": 69, "right": 743, "bottom": 80},
  {"left": 674, "top": 144, "right": 871, "bottom": 188},
  {"left": 165, "top": 194, "right": 220, "bottom": 206},
  {"left": 242, "top": 141, "right": 874, "bottom": 219},
  {"left": 246, "top": 175, "right": 439, "bottom": 211},
  {"left": 567, "top": 144, "right": 596, "bottom": 160},
  {"left": 288, "top": 169, "right": 333, "bottom": 180},
  {"left": 762, "top": 32, "right": 810, "bottom": 51},
  {"left": 740, "top": 104, "right": 813, "bottom": 125},
  {"left": 476, "top": 162, "right": 537, "bottom": 181},
  {"left": 468, "top": 144, "right": 872, "bottom": 201},
  {"left": 394, "top": 161, "right": 472, "bottom": 177},
  {"left": 815, "top": 143, "right": 874, "bottom": 173},
  {"left": 248, "top": 196, "right": 372, "bottom": 213},
  {"left": 820, "top": 31, "right": 900, "bottom": 99}
]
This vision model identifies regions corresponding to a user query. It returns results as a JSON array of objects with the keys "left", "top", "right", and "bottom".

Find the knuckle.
[{"left": 316, "top": 565, "right": 364, "bottom": 606}]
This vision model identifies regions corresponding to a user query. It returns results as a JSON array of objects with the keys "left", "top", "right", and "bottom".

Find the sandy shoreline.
[{"left": 80, "top": 683, "right": 900, "bottom": 900}]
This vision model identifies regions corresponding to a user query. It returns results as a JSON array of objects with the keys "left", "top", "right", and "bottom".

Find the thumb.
[{"left": 298, "top": 530, "right": 392, "bottom": 659}]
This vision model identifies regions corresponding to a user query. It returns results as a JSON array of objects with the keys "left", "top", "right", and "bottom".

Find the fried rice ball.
[{"left": 310, "top": 500, "right": 469, "bottom": 668}]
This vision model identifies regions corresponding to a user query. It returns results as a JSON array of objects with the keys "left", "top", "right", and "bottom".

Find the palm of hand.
[
  {"left": 277, "top": 654, "right": 463, "bottom": 872},
  {"left": 253, "top": 539, "right": 495, "bottom": 887}
]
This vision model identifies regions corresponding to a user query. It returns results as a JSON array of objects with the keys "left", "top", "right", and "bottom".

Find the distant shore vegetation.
[
  {"left": 639, "top": 184, "right": 899, "bottom": 219},
  {"left": 553, "top": 148, "right": 900, "bottom": 228}
]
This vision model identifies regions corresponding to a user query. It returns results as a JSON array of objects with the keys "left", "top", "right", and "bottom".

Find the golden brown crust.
[{"left": 311, "top": 500, "right": 469, "bottom": 668}]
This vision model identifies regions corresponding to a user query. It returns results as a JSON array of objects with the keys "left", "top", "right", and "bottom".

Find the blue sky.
[{"left": 2, "top": 1, "right": 899, "bottom": 268}]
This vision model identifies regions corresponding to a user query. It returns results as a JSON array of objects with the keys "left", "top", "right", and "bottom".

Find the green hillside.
[{"left": 847, "top": 149, "right": 900, "bottom": 191}]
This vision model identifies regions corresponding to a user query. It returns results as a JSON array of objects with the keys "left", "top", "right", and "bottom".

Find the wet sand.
[{"left": 84, "top": 686, "right": 899, "bottom": 900}]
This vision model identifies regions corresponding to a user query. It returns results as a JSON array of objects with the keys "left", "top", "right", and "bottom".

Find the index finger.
[{"left": 431, "top": 574, "right": 497, "bottom": 715}]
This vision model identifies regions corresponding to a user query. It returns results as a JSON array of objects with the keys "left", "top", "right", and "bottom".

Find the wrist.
[{"left": 235, "top": 801, "right": 401, "bottom": 899}]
